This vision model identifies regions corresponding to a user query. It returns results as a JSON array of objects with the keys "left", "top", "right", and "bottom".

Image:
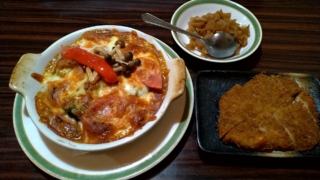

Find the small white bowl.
[
  {"left": 9, "top": 25, "right": 186, "bottom": 151},
  {"left": 171, "top": 0, "right": 262, "bottom": 63}
]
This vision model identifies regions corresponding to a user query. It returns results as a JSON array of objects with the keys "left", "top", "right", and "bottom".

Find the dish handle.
[
  {"left": 168, "top": 58, "right": 186, "bottom": 102},
  {"left": 9, "top": 53, "right": 41, "bottom": 96}
]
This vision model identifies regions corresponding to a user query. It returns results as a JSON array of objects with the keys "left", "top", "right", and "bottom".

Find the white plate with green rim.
[
  {"left": 13, "top": 40, "right": 194, "bottom": 180},
  {"left": 171, "top": 0, "right": 262, "bottom": 63}
]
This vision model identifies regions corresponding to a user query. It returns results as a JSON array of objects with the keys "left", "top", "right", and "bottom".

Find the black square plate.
[{"left": 194, "top": 70, "right": 320, "bottom": 157}]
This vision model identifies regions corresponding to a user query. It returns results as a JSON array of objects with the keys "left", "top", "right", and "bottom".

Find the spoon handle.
[{"left": 141, "top": 13, "right": 202, "bottom": 40}]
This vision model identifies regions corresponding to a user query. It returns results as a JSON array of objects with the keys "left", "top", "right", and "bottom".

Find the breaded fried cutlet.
[{"left": 217, "top": 73, "right": 319, "bottom": 151}]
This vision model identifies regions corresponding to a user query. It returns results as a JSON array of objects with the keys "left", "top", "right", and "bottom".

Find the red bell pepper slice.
[{"left": 61, "top": 47, "right": 118, "bottom": 83}]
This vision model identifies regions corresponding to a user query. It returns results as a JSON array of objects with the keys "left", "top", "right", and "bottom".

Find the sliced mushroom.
[
  {"left": 86, "top": 67, "right": 100, "bottom": 84},
  {"left": 113, "top": 66, "right": 123, "bottom": 73},
  {"left": 115, "top": 40, "right": 125, "bottom": 48},
  {"left": 105, "top": 54, "right": 116, "bottom": 65},
  {"left": 107, "top": 46, "right": 117, "bottom": 56},
  {"left": 123, "top": 70, "right": 132, "bottom": 77},
  {"left": 123, "top": 51, "right": 133, "bottom": 61},
  {"left": 127, "top": 61, "right": 136, "bottom": 70},
  {"left": 134, "top": 58, "right": 141, "bottom": 66},
  {"left": 93, "top": 46, "right": 107, "bottom": 56},
  {"left": 115, "top": 45, "right": 125, "bottom": 61}
]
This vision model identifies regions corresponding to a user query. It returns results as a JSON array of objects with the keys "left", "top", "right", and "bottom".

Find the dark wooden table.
[{"left": 1, "top": 0, "right": 320, "bottom": 179}]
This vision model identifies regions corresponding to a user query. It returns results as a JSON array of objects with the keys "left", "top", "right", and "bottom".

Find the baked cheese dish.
[{"left": 33, "top": 29, "right": 170, "bottom": 144}]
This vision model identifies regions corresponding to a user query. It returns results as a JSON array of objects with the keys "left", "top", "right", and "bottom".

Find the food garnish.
[{"left": 62, "top": 46, "right": 118, "bottom": 83}]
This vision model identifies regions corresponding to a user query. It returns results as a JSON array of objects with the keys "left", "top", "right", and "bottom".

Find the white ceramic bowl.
[
  {"left": 9, "top": 25, "right": 186, "bottom": 151},
  {"left": 171, "top": 0, "right": 262, "bottom": 63}
]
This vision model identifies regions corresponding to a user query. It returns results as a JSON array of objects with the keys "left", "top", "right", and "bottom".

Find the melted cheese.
[{"left": 34, "top": 29, "right": 169, "bottom": 144}]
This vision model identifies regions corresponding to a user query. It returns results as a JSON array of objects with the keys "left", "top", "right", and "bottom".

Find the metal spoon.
[{"left": 141, "top": 13, "right": 238, "bottom": 59}]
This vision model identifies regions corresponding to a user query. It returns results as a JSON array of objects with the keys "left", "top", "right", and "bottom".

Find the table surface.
[{"left": 1, "top": 0, "right": 320, "bottom": 179}]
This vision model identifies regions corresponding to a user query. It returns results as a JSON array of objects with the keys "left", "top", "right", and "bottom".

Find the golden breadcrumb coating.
[{"left": 217, "top": 73, "right": 319, "bottom": 151}]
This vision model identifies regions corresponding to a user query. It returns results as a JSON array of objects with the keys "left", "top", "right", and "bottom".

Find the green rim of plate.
[
  {"left": 171, "top": 0, "right": 262, "bottom": 61},
  {"left": 13, "top": 40, "right": 194, "bottom": 179}
]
